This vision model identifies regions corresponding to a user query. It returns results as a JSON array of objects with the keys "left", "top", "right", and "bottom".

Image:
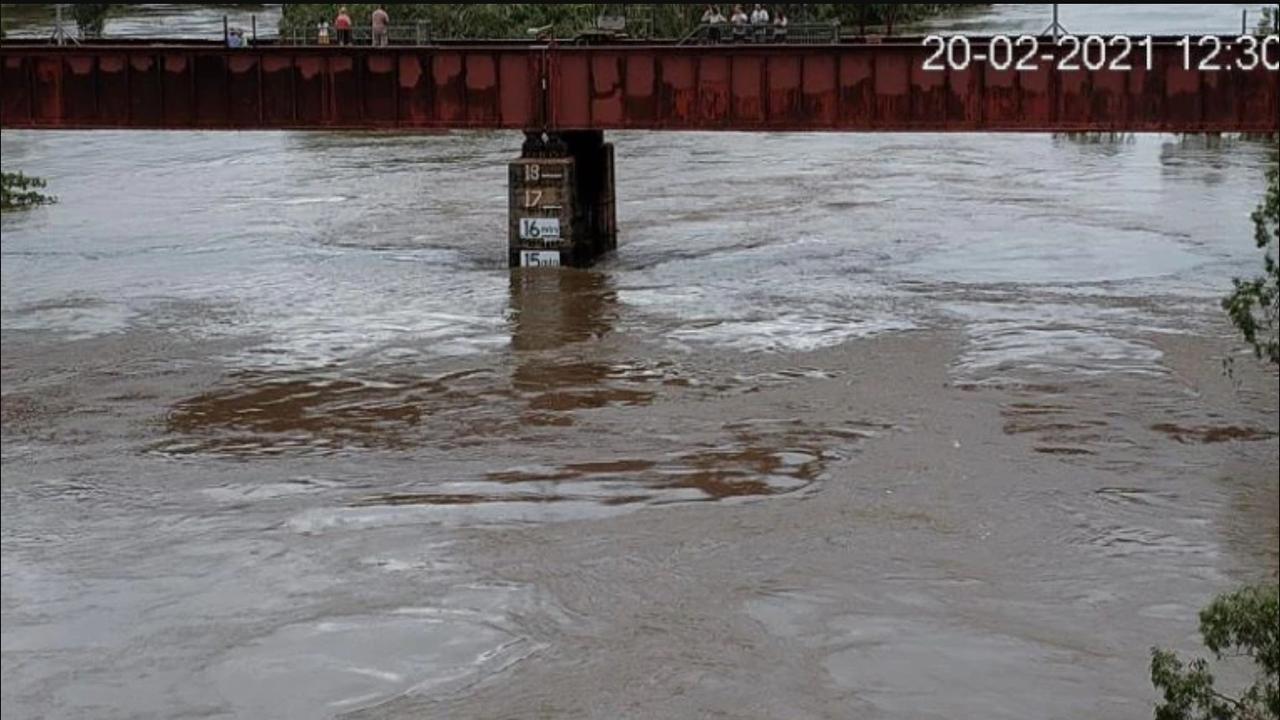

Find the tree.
[
  {"left": 1151, "top": 585, "right": 1280, "bottom": 720},
  {"left": 1, "top": 172, "right": 55, "bottom": 211},
  {"left": 1222, "top": 139, "right": 1280, "bottom": 365},
  {"left": 70, "top": 4, "right": 114, "bottom": 38}
]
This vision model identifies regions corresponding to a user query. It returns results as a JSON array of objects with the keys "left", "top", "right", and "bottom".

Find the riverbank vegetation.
[
  {"left": 1151, "top": 585, "right": 1279, "bottom": 720},
  {"left": 1222, "top": 136, "right": 1279, "bottom": 365},
  {"left": 0, "top": 172, "right": 55, "bottom": 211},
  {"left": 279, "top": 4, "right": 983, "bottom": 40},
  {"left": 1154, "top": 87, "right": 1280, "bottom": 716}
]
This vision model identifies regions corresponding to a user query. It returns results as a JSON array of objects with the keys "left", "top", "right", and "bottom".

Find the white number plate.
[
  {"left": 520, "top": 251, "right": 561, "bottom": 268},
  {"left": 519, "top": 218, "right": 561, "bottom": 241}
]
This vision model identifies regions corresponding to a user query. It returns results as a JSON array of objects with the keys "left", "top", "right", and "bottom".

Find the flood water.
[{"left": 3, "top": 4, "right": 1279, "bottom": 719}]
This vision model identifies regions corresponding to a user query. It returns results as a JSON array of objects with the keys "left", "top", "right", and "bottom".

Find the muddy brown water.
[{"left": 3, "top": 4, "right": 1279, "bottom": 719}]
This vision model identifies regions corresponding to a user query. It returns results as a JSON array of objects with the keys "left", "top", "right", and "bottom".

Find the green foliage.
[
  {"left": 279, "top": 4, "right": 981, "bottom": 40},
  {"left": 70, "top": 3, "right": 114, "bottom": 37},
  {"left": 1261, "top": 6, "right": 1278, "bottom": 35},
  {"left": 0, "top": 172, "right": 55, "bottom": 211},
  {"left": 1151, "top": 585, "right": 1280, "bottom": 720},
  {"left": 1223, "top": 140, "right": 1280, "bottom": 365}
]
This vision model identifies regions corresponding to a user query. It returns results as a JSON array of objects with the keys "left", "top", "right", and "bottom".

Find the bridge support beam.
[{"left": 509, "top": 130, "right": 616, "bottom": 268}]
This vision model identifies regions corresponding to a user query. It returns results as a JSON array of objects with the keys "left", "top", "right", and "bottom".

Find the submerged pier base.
[{"left": 509, "top": 130, "right": 616, "bottom": 268}]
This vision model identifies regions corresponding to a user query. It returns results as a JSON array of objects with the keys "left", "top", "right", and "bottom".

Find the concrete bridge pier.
[{"left": 509, "top": 130, "right": 616, "bottom": 268}]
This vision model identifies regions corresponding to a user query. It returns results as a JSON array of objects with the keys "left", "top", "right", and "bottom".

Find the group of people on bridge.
[
  {"left": 701, "top": 4, "right": 789, "bottom": 43},
  {"left": 283, "top": 3, "right": 798, "bottom": 48},
  {"left": 316, "top": 5, "right": 391, "bottom": 47}
]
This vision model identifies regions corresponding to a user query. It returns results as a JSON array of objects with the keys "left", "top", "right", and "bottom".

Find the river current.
[{"left": 2, "top": 4, "right": 1278, "bottom": 719}]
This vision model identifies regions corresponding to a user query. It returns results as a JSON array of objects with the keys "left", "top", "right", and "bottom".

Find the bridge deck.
[{"left": 2, "top": 38, "right": 1276, "bottom": 132}]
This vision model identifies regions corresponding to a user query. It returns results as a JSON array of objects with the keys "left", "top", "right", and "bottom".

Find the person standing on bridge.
[
  {"left": 334, "top": 6, "right": 353, "bottom": 46},
  {"left": 750, "top": 4, "right": 770, "bottom": 42},
  {"left": 773, "top": 10, "right": 788, "bottom": 42},
  {"left": 730, "top": 5, "right": 749, "bottom": 42},
  {"left": 371, "top": 5, "right": 390, "bottom": 47},
  {"left": 702, "top": 5, "right": 727, "bottom": 43}
]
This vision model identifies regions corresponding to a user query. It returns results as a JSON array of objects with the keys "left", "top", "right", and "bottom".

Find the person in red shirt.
[{"left": 334, "top": 6, "right": 353, "bottom": 46}]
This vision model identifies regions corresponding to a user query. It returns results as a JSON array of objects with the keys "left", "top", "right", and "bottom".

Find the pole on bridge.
[
  {"left": 50, "top": 4, "right": 77, "bottom": 46},
  {"left": 1040, "top": 4, "right": 1069, "bottom": 41}
]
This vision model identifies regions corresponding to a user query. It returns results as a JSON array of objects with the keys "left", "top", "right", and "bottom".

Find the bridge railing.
[
  {"left": 277, "top": 23, "right": 434, "bottom": 47},
  {"left": 682, "top": 22, "right": 842, "bottom": 45}
]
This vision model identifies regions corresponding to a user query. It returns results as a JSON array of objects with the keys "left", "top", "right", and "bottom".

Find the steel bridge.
[
  {"left": 2, "top": 37, "right": 1277, "bottom": 133},
  {"left": 3, "top": 37, "right": 1276, "bottom": 269}
]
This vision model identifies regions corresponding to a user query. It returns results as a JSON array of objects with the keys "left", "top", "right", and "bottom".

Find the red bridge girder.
[{"left": 1, "top": 39, "right": 1276, "bottom": 133}]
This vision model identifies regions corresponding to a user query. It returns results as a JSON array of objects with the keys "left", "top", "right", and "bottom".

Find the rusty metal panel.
[
  {"left": 32, "top": 56, "right": 62, "bottom": 124},
  {"left": 261, "top": 55, "right": 293, "bottom": 126},
  {"left": 97, "top": 53, "right": 128, "bottom": 125},
  {"left": 293, "top": 54, "right": 327, "bottom": 126},
  {"left": 983, "top": 66, "right": 1019, "bottom": 128},
  {"left": 127, "top": 54, "right": 162, "bottom": 126},
  {"left": 363, "top": 54, "right": 397, "bottom": 125},
  {"left": 163, "top": 54, "right": 195, "bottom": 126},
  {"left": 1127, "top": 61, "right": 1158, "bottom": 132},
  {"left": 62, "top": 55, "right": 97, "bottom": 125},
  {"left": 1200, "top": 65, "right": 1238, "bottom": 130},
  {"left": 1056, "top": 67, "right": 1090, "bottom": 129},
  {"left": 590, "top": 52, "right": 624, "bottom": 127},
  {"left": 658, "top": 54, "right": 696, "bottom": 127},
  {"left": 1252, "top": 65, "right": 1277, "bottom": 133},
  {"left": 1163, "top": 54, "right": 1201, "bottom": 130},
  {"left": 552, "top": 52, "right": 590, "bottom": 128},
  {"left": 433, "top": 51, "right": 465, "bottom": 124},
  {"left": 911, "top": 58, "right": 942, "bottom": 128},
  {"left": 1272, "top": 72, "right": 1280, "bottom": 132},
  {"left": 1138, "top": 51, "right": 1170, "bottom": 131},
  {"left": 699, "top": 54, "right": 730, "bottom": 127},
  {"left": 398, "top": 53, "right": 432, "bottom": 126},
  {"left": 1, "top": 55, "right": 31, "bottom": 125},
  {"left": 624, "top": 53, "right": 655, "bottom": 125},
  {"left": 946, "top": 65, "right": 980, "bottom": 128},
  {"left": 1236, "top": 59, "right": 1271, "bottom": 132},
  {"left": 910, "top": 56, "right": 946, "bottom": 129},
  {"left": 329, "top": 54, "right": 359, "bottom": 124},
  {"left": 193, "top": 54, "right": 228, "bottom": 126},
  {"left": 1020, "top": 65, "right": 1053, "bottom": 129},
  {"left": 731, "top": 54, "right": 764, "bottom": 124},
  {"left": 837, "top": 52, "right": 874, "bottom": 128},
  {"left": 802, "top": 52, "right": 837, "bottom": 126},
  {"left": 1091, "top": 68, "right": 1129, "bottom": 129},
  {"left": 464, "top": 52, "right": 498, "bottom": 124},
  {"left": 765, "top": 53, "right": 800, "bottom": 127},
  {"left": 498, "top": 52, "right": 536, "bottom": 128},
  {"left": 226, "top": 53, "right": 260, "bottom": 127},
  {"left": 875, "top": 50, "right": 911, "bottom": 127}
]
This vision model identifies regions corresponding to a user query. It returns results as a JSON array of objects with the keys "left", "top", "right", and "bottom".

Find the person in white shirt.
[
  {"left": 730, "top": 5, "right": 749, "bottom": 42},
  {"left": 750, "top": 4, "right": 770, "bottom": 41},
  {"left": 773, "top": 10, "right": 788, "bottom": 42},
  {"left": 702, "top": 4, "right": 727, "bottom": 42}
]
